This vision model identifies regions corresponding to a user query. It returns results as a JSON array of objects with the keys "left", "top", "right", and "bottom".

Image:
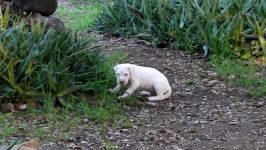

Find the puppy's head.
[{"left": 114, "top": 64, "right": 132, "bottom": 86}]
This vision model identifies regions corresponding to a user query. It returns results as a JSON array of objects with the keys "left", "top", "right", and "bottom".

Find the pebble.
[
  {"left": 228, "top": 75, "right": 236, "bottom": 80},
  {"left": 207, "top": 80, "right": 220, "bottom": 86}
]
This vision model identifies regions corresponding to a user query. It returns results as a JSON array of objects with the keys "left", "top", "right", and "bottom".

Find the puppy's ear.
[
  {"left": 127, "top": 64, "right": 134, "bottom": 76},
  {"left": 127, "top": 67, "right": 131, "bottom": 76},
  {"left": 113, "top": 65, "right": 118, "bottom": 72}
]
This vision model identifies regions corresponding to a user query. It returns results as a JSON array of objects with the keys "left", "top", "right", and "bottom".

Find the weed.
[
  {"left": 55, "top": 3, "right": 102, "bottom": 30},
  {"left": 211, "top": 56, "right": 266, "bottom": 97},
  {"left": 183, "top": 79, "right": 195, "bottom": 86},
  {"left": 104, "top": 139, "right": 119, "bottom": 150}
]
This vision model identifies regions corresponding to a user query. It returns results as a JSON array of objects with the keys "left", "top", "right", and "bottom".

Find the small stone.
[
  {"left": 167, "top": 102, "right": 176, "bottom": 110},
  {"left": 227, "top": 88, "right": 235, "bottom": 93},
  {"left": 147, "top": 102, "right": 157, "bottom": 107},
  {"left": 67, "top": 143, "right": 77, "bottom": 148},
  {"left": 1, "top": 103, "right": 15, "bottom": 113},
  {"left": 120, "top": 129, "right": 129, "bottom": 132},
  {"left": 15, "top": 104, "right": 27, "bottom": 111},
  {"left": 228, "top": 75, "right": 236, "bottom": 80},
  {"left": 122, "top": 139, "right": 129, "bottom": 142},
  {"left": 207, "top": 71, "right": 218, "bottom": 76},
  {"left": 183, "top": 92, "right": 194, "bottom": 96},
  {"left": 229, "top": 120, "right": 239, "bottom": 125},
  {"left": 171, "top": 145, "right": 183, "bottom": 150},
  {"left": 256, "top": 101, "right": 265, "bottom": 107},
  {"left": 201, "top": 78, "right": 209, "bottom": 83},
  {"left": 208, "top": 80, "right": 220, "bottom": 86},
  {"left": 83, "top": 118, "right": 89, "bottom": 122}
]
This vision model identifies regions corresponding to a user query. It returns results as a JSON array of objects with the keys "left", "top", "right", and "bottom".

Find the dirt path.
[{"left": 96, "top": 35, "right": 266, "bottom": 150}]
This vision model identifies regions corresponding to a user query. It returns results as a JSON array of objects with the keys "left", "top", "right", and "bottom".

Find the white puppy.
[{"left": 109, "top": 63, "right": 171, "bottom": 101}]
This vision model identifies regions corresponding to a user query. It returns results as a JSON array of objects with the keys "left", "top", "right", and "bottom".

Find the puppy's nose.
[{"left": 120, "top": 81, "right": 124, "bottom": 84}]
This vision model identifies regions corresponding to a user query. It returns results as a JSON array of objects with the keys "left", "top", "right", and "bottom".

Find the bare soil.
[{"left": 94, "top": 35, "right": 266, "bottom": 150}]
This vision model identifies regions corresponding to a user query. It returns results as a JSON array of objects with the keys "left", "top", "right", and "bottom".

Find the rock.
[
  {"left": 83, "top": 118, "right": 89, "bottom": 123},
  {"left": 147, "top": 102, "right": 157, "bottom": 107},
  {"left": 207, "top": 71, "right": 218, "bottom": 77},
  {"left": 171, "top": 144, "right": 183, "bottom": 150},
  {"left": 67, "top": 143, "right": 77, "bottom": 148},
  {"left": 256, "top": 101, "right": 265, "bottom": 108},
  {"left": 183, "top": 91, "right": 194, "bottom": 96},
  {"left": 229, "top": 120, "right": 239, "bottom": 125},
  {"left": 201, "top": 78, "right": 209, "bottom": 83},
  {"left": 27, "top": 13, "right": 65, "bottom": 30},
  {"left": 15, "top": 104, "right": 27, "bottom": 111},
  {"left": 11, "top": 138, "right": 40, "bottom": 150},
  {"left": 207, "top": 80, "right": 220, "bottom": 86},
  {"left": 228, "top": 75, "right": 236, "bottom": 80},
  {"left": 1, "top": 103, "right": 15, "bottom": 113},
  {"left": 167, "top": 102, "right": 176, "bottom": 110},
  {"left": 227, "top": 88, "right": 235, "bottom": 93}
]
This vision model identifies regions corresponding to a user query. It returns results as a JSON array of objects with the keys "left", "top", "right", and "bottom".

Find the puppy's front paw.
[
  {"left": 118, "top": 93, "right": 128, "bottom": 99},
  {"left": 148, "top": 96, "right": 162, "bottom": 101},
  {"left": 108, "top": 88, "right": 115, "bottom": 93}
]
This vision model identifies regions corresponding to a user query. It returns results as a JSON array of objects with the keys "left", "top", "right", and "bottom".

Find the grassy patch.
[
  {"left": 55, "top": 2, "right": 102, "bottom": 30},
  {"left": 0, "top": 115, "right": 17, "bottom": 141},
  {"left": 183, "top": 79, "right": 195, "bottom": 86},
  {"left": 211, "top": 56, "right": 266, "bottom": 97},
  {"left": 104, "top": 139, "right": 119, "bottom": 150}
]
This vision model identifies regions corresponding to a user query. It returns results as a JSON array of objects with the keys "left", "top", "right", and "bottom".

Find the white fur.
[{"left": 109, "top": 63, "right": 171, "bottom": 101}]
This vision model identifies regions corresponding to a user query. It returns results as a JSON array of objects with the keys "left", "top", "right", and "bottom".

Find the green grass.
[
  {"left": 183, "top": 79, "right": 195, "bottom": 86},
  {"left": 55, "top": 2, "right": 102, "bottom": 30},
  {"left": 0, "top": 115, "right": 18, "bottom": 140},
  {"left": 211, "top": 56, "right": 266, "bottom": 97}
]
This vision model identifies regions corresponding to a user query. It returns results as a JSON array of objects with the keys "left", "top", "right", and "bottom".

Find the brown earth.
[{"left": 91, "top": 35, "right": 266, "bottom": 150}]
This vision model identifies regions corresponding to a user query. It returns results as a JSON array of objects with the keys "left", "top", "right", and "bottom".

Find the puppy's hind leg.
[
  {"left": 148, "top": 95, "right": 165, "bottom": 101},
  {"left": 148, "top": 80, "right": 171, "bottom": 101}
]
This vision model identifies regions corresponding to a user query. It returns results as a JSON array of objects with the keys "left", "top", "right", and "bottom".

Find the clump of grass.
[
  {"left": 211, "top": 56, "right": 266, "bottom": 97},
  {"left": 55, "top": 2, "right": 102, "bottom": 30},
  {"left": 183, "top": 79, "right": 195, "bottom": 86},
  {"left": 0, "top": 115, "right": 18, "bottom": 140}
]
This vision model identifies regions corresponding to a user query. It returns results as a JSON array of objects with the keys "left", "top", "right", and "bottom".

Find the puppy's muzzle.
[{"left": 119, "top": 80, "right": 128, "bottom": 86}]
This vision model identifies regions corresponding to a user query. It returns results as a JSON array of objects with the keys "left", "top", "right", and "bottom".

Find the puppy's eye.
[
  {"left": 125, "top": 73, "right": 128, "bottom": 76},
  {"left": 117, "top": 73, "right": 120, "bottom": 76}
]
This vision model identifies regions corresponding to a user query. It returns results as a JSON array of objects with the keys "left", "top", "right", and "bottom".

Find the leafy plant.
[
  {"left": 96, "top": 0, "right": 266, "bottom": 59},
  {"left": 0, "top": 14, "right": 114, "bottom": 106}
]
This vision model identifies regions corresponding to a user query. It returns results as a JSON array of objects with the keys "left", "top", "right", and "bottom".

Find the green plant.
[
  {"left": 55, "top": 2, "right": 102, "bottom": 30},
  {"left": 0, "top": 13, "right": 115, "bottom": 107},
  {"left": 0, "top": 115, "right": 17, "bottom": 139},
  {"left": 183, "top": 79, "right": 195, "bottom": 86},
  {"left": 96, "top": 0, "right": 266, "bottom": 58},
  {"left": 211, "top": 56, "right": 266, "bottom": 97}
]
